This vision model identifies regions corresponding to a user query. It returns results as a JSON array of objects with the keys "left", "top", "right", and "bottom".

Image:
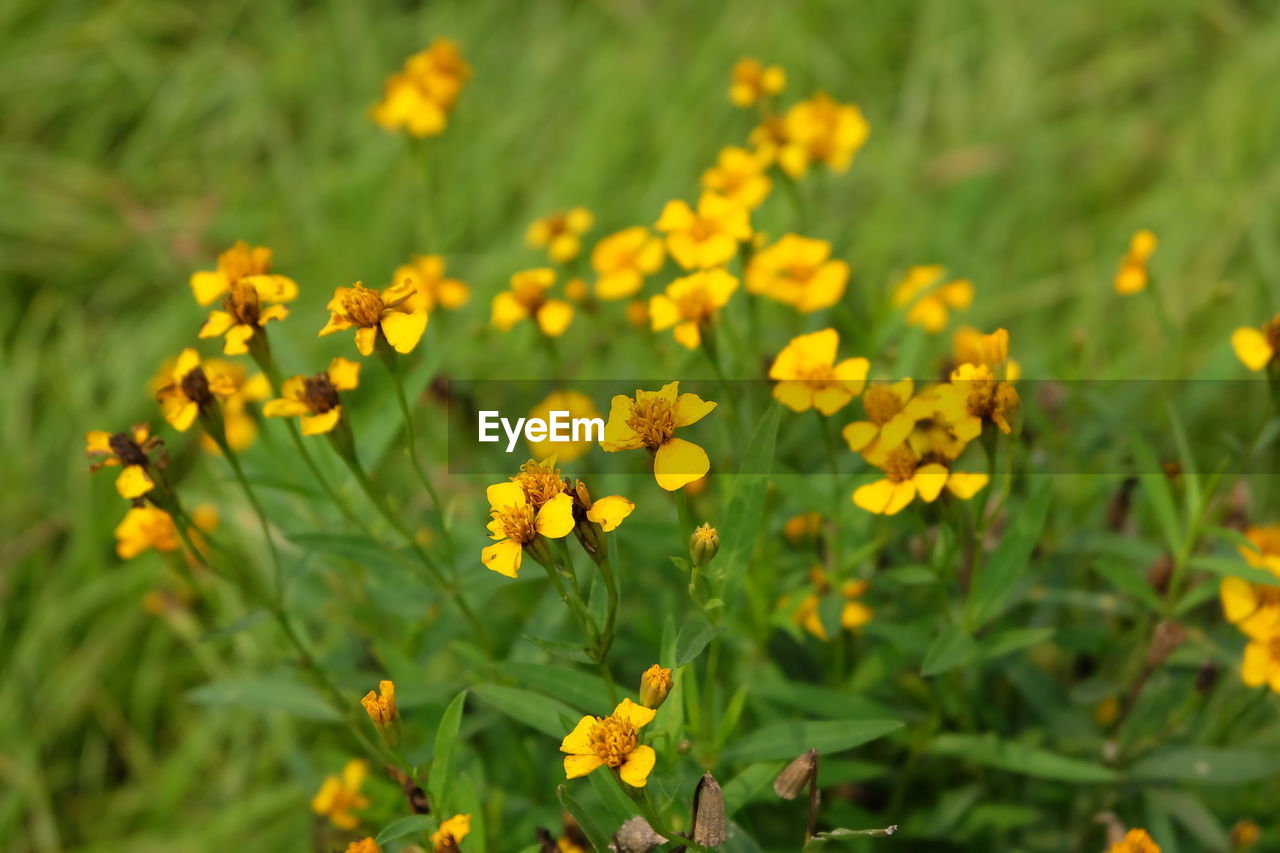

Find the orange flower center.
[
  {"left": 224, "top": 280, "right": 261, "bottom": 326},
  {"left": 108, "top": 432, "right": 148, "bottom": 466},
  {"left": 303, "top": 374, "right": 340, "bottom": 414},
  {"left": 882, "top": 446, "right": 919, "bottom": 483},
  {"left": 627, "top": 396, "right": 678, "bottom": 449},
  {"left": 493, "top": 503, "right": 538, "bottom": 544},
  {"left": 512, "top": 460, "right": 565, "bottom": 509},
  {"left": 343, "top": 287, "right": 386, "bottom": 327},
  {"left": 862, "top": 385, "right": 902, "bottom": 425},
  {"left": 180, "top": 368, "right": 213, "bottom": 406},
  {"left": 587, "top": 715, "right": 638, "bottom": 768}
]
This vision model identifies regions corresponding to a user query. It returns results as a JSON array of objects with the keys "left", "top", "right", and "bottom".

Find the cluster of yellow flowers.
[
  {"left": 372, "top": 38, "right": 472, "bottom": 138},
  {"left": 1220, "top": 526, "right": 1280, "bottom": 693}
]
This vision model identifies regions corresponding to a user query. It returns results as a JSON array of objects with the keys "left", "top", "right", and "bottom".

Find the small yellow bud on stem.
[
  {"left": 690, "top": 523, "right": 719, "bottom": 567},
  {"left": 638, "top": 665, "right": 672, "bottom": 709},
  {"left": 360, "top": 680, "right": 401, "bottom": 750}
]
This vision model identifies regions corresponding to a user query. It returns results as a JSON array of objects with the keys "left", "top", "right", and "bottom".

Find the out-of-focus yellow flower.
[
  {"left": 1232, "top": 315, "right": 1280, "bottom": 372},
  {"left": 771, "top": 93, "right": 869, "bottom": 179},
  {"left": 1242, "top": 636, "right": 1280, "bottom": 692},
  {"left": 1114, "top": 229, "right": 1157, "bottom": 294},
  {"left": 785, "top": 567, "right": 873, "bottom": 641},
  {"left": 655, "top": 192, "right": 752, "bottom": 270},
  {"left": 560, "top": 698, "right": 656, "bottom": 787},
  {"left": 1107, "top": 828, "right": 1161, "bottom": 853},
  {"left": 769, "top": 328, "right": 868, "bottom": 415},
  {"left": 360, "top": 680, "right": 400, "bottom": 747},
  {"left": 492, "top": 268, "right": 574, "bottom": 337},
  {"left": 1221, "top": 533, "right": 1280, "bottom": 638},
  {"left": 114, "top": 505, "right": 180, "bottom": 559},
  {"left": 1239, "top": 526, "right": 1280, "bottom": 574},
  {"left": 953, "top": 326, "right": 1021, "bottom": 380},
  {"left": 626, "top": 299, "right": 650, "bottom": 329},
  {"left": 345, "top": 839, "right": 381, "bottom": 853},
  {"left": 202, "top": 367, "right": 271, "bottom": 454},
  {"left": 701, "top": 146, "right": 772, "bottom": 210},
  {"left": 602, "top": 382, "right": 716, "bottom": 491},
  {"left": 639, "top": 665, "right": 672, "bottom": 709},
  {"left": 263, "top": 357, "right": 361, "bottom": 436},
  {"left": 86, "top": 423, "right": 160, "bottom": 499},
  {"left": 372, "top": 39, "right": 471, "bottom": 138},
  {"left": 190, "top": 241, "right": 295, "bottom": 307},
  {"left": 892, "top": 265, "right": 973, "bottom": 333},
  {"left": 198, "top": 276, "right": 296, "bottom": 356},
  {"left": 746, "top": 234, "right": 848, "bottom": 313},
  {"left": 393, "top": 255, "right": 470, "bottom": 313},
  {"left": 156, "top": 349, "right": 237, "bottom": 432},
  {"left": 592, "top": 227, "right": 665, "bottom": 300},
  {"left": 729, "top": 57, "right": 785, "bottom": 108},
  {"left": 320, "top": 281, "right": 428, "bottom": 357},
  {"left": 526, "top": 391, "right": 602, "bottom": 462},
  {"left": 565, "top": 277, "right": 588, "bottom": 302},
  {"left": 311, "top": 759, "right": 370, "bottom": 830},
  {"left": 1230, "top": 820, "right": 1260, "bottom": 852},
  {"left": 783, "top": 512, "right": 824, "bottom": 544},
  {"left": 527, "top": 208, "right": 594, "bottom": 264},
  {"left": 852, "top": 439, "right": 987, "bottom": 516},
  {"left": 482, "top": 477, "right": 575, "bottom": 578},
  {"left": 841, "top": 380, "right": 927, "bottom": 453},
  {"left": 927, "top": 363, "right": 1020, "bottom": 441},
  {"left": 650, "top": 269, "right": 738, "bottom": 349},
  {"left": 431, "top": 814, "right": 472, "bottom": 852},
  {"left": 1093, "top": 695, "right": 1121, "bottom": 727}
]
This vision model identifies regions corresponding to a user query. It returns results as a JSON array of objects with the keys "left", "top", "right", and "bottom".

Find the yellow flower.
[
  {"left": 639, "top": 665, "right": 672, "bottom": 709},
  {"left": 1242, "top": 635, "right": 1280, "bottom": 692},
  {"left": 729, "top": 57, "right": 785, "bottom": 108},
  {"left": 655, "top": 192, "right": 752, "bottom": 270},
  {"left": 892, "top": 265, "right": 974, "bottom": 333},
  {"left": 431, "top": 814, "right": 472, "bottom": 852},
  {"left": 746, "top": 234, "right": 849, "bottom": 313},
  {"left": 482, "top": 476, "right": 575, "bottom": 578},
  {"left": 345, "top": 839, "right": 381, "bottom": 853},
  {"left": 560, "top": 698, "right": 657, "bottom": 787},
  {"left": 371, "top": 39, "right": 471, "bottom": 138},
  {"left": 566, "top": 476, "right": 636, "bottom": 544},
  {"left": 783, "top": 512, "right": 824, "bottom": 544},
  {"left": 841, "top": 379, "right": 927, "bottom": 453},
  {"left": 202, "top": 367, "right": 271, "bottom": 454},
  {"left": 311, "top": 759, "right": 370, "bottom": 830},
  {"left": 852, "top": 440, "right": 988, "bottom": 516},
  {"left": 769, "top": 328, "right": 868, "bottom": 415},
  {"left": 526, "top": 391, "right": 602, "bottom": 463},
  {"left": 786, "top": 568, "right": 873, "bottom": 641},
  {"left": 1231, "top": 315, "right": 1280, "bottom": 372},
  {"left": 492, "top": 268, "right": 574, "bottom": 337},
  {"left": 360, "top": 680, "right": 398, "bottom": 726},
  {"left": 649, "top": 269, "right": 738, "bottom": 349},
  {"left": 1239, "top": 525, "right": 1280, "bottom": 574},
  {"left": 86, "top": 423, "right": 160, "bottom": 499},
  {"left": 155, "top": 349, "right": 237, "bottom": 432},
  {"left": 592, "top": 227, "right": 665, "bottom": 300},
  {"left": 114, "top": 505, "right": 180, "bottom": 560},
  {"left": 527, "top": 207, "right": 594, "bottom": 264},
  {"left": 1107, "top": 828, "right": 1162, "bottom": 853},
  {"left": 320, "top": 281, "right": 428, "bottom": 356},
  {"left": 1230, "top": 820, "right": 1260, "bottom": 852},
  {"left": 953, "top": 326, "right": 1021, "bottom": 380},
  {"left": 1222, "top": 576, "right": 1280, "bottom": 641},
  {"left": 197, "top": 275, "right": 296, "bottom": 356},
  {"left": 927, "top": 363, "right": 1020, "bottom": 441},
  {"left": 701, "top": 146, "right": 771, "bottom": 210},
  {"left": 601, "top": 381, "right": 717, "bottom": 491},
  {"left": 189, "top": 241, "right": 295, "bottom": 307},
  {"left": 263, "top": 357, "right": 361, "bottom": 436},
  {"left": 393, "top": 254, "right": 470, "bottom": 313},
  {"left": 1114, "top": 229, "right": 1157, "bottom": 294},
  {"left": 565, "top": 277, "right": 588, "bottom": 302},
  {"left": 775, "top": 93, "right": 869, "bottom": 179}
]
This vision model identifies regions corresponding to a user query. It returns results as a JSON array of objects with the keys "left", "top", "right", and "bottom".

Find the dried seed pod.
[
  {"left": 612, "top": 816, "right": 667, "bottom": 852},
  {"left": 691, "top": 772, "right": 727, "bottom": 847},
  {"left": 1145, "top": 620, "right": 1186, "bottom": 669},
  {"left": 774, "top": 748, "right": 818, "bottom": 800}
]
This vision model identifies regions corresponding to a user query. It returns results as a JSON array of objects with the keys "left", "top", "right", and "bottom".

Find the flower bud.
[
  {"left": 360, "top": 680, "right": 401, "bottom": 749},
  {"left": 638, "top": 665, "right": 672, "bottom": 709},
  {"left": 690, "top": 523, "right": 720, "bottom": 567}
]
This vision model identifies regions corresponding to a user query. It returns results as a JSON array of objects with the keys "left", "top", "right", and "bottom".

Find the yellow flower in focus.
[
  {"left": 567, "top": 477, "right": 636, "bottom": 540},
  {"left": 345, "top": 839, "right": 381, "bottom": 853},
  {"left": 592, "top": 227, "right": 665, "bottom": 300},
  {"left": 393, "top": 254, "right": 470, "bottom": 313},
  {"left": 482, "top": 478, "right": 575, "bottom": 578},
  {"left": 953, "top": 326, "right": 1021, "bottom": 380},
  {"left": 527, "top": 207, "right": 594, "bottom": 264},
  {"left": 786, "top": 567, "right": 873, "bottom": 641},
  {"left": 560, "top": 698, "right": 657, "bottom": 787},
  {"left": 86, "top": 423, "right": 160, "bottom": 499},
  {"left": 1107, "top": 828, "right": 1161, "bottom": 853},
  {"left": 892, "top": 265, "right": 973, "bottom": 333},
  {"left": 650, "top": 269, "right": 738, "bottom": 349},
  {"left": 655, "top": 192, "right": 752, "bottom": 270},
  {"left": 746, "top": 234, "right": 849, "bottom": 313},
  {"left": 1114, "top": 229, "right": 1157, "bottom": 294},
  {"left": 371, "top": 39, "right": 471, "bottom": 138},
  {"left": 189, "top": 241, "right": 295, "bottom": 307},
  {"left": 263, "top": 357, "right": 360, "bottom": 436},
  {"left": 639, "top": 665, "right": 672, "bottom": 709},
  {"left": 114, "top": 505, "right": 179, "bottom": 560},
  {"left": 769, "top": 328, "right": 868, "bottom": 415},
  {"left": 729, "top": 57, "right": 785, "bottom": 108},
  {"left": 526, "top": 391, "right": 602, "bottom": 462},
  {"left": 431, "top": 814, "right": 472, "bottom": 852},
  {"left": 783, "top": 512, "right": 824, "bottom": 544},
  {"left": 198, "top": 276, "right": 296, "bottom": 356},
  {"left": 601, "top": 381, "right": 716, "bottom": 491},
  {"left": 701, "top": 146, "right": 772, "bottom": 210},
  {"left": 927, "top": 363, "right": 1020, "bottom": 441},
  {"left": 1231, "top": 315, "right": 1280, "bottom": 372},
  {"left": 775, "top": 93, "right": 869, "bottom": 179},
  {"left": 320, "top": 281, "right": 428, "bottom": 357},
  {"left": 852, "top": 440, "right": 987, "bottom": 516},
  {"left": 156, "top": 349, "right": 237, "bottom": 432},
  {"left": 492, "top": 268, "right": 574, "bottom": 337},
  {"left": 841, "top": 379, "right": 927, "bottom": 453},
  {"left": 311, "top": 759, "right": 370, "bottom": 830}
]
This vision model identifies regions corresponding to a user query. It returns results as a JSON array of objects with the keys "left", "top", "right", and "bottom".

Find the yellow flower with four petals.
[
  {"left": 263, "top": 357, "right": 361, "bottom": 436},
  {"left": 560, "top": 698, "right": 657, "bottom": 787},
  {"left": 320, "top": 281, "right": 428, "bottom": 357},
  {"left": 601, "top": 382, "right": 716, "bottom": 491},
  {"left": 769, "top": 328, "right": 868, "bottom": 415}
]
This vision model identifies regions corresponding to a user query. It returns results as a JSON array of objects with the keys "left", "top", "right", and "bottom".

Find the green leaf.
[
  {"left": 428, "top": 689, "right": 467, "bottom": 810},
  {"left": 721, "top": 719, "right": 902, "bottom": 762},
  {"left": 722, "top": 761, "right": 784, "bottom": 816},
  {"left": 198, "top": 608, "right": 269, "bottom": 642},
  {"left": 927, "top": 733, "right": 1117, "bottom": 782},
  {"left": 1129, "top": 434, "right": 1182, "bottom": 554},
  {"left": 496, "top": 662, "right": 612, "bottom": 713},
  {"left": 1093, "top": 558, "right": 1166, "bottom": 613},
  {"left": 967, "top": 477, "right": 1051, "bottom": 629},
  {"left": 1187, "top": 556, "right": 1280, "bottom": 587},
  {"left": 375, "top": 814, "right": 436, "bottom": 845},
  {"left": 523, "top": 634, "right": 596, "bottom": 664},
  {"left": 716, "top": 403, "right": 782, "bottom": 607},
  {"left": 981, "top": 627, "right": 1055, "bottom": 660},
  {"left": 675, "top": 620, "right": 724, "bottom": 667},
  {"left": 472, "top": 684, "right": 578, "bottom": 738},
  {"left": 557, "top": 784, "right": 614, "bottom": 852},
  {"left": 286, "top": 531, "right": 412, "bottom": 574},
  {"left": 1128, "top": 746, "right": 1280, "bottom": 784},
  {"left": 185, "top": 676, "right": 338, "bottom": 722},
  {"left": 922, "top": 624, "right": 979, "bottom": 676},
  {"left": 1147, "top": 789, "right": 1229, "bottom": 851},
  {"left": 588, "top": 766, "right": 641, "bottom": 826}
]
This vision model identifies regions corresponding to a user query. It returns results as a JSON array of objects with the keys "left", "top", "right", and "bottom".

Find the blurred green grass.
[{"left": 2, "top": 0, "right": 1279, "bottom": 849}]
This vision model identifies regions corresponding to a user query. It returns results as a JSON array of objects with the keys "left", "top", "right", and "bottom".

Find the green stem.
[
  {"left": 214, "top": 431, "right": 285, "bottom": 601},
  {"left": 594, "top": 546, "right": 620, "bottom": 662}
]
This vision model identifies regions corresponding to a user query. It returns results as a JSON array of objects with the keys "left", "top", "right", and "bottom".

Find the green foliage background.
[{"left": 2, "top": 1, "right": 1280, "bottom": 851}]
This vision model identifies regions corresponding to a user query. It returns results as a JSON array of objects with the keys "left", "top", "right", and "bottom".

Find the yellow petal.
[
  {"left": 354, "top": 325, "right": 378, "bottom": 356},
  {"left": 648, "top": 294, "right": 680, "bottom": 331},
  {"left": 190, "top": 270, "right": 229, "bottom": 306},
  {"left": 601, "top": 396, "right": 643, "bottom": 451},
  {"left": 381, "top": 310, "right": 428, "bottom": 354},
  {"left": 491, "top": 291, "right": 528, "bottom": 330},
  {"left": 536, "top": 299, "right": 574, "bottom": 337},
  {"left": 259, "top": 304, "right": 289, "bottom": 324},
  {"left": 560, "top": 715, "right": 597, "bottom": 754},
  {"left": 1220, "top": 578, "right": 1257, "bottom": 625},
  {"left": 675, "top": 392, "right": 717, "bottom": 426},
  {"left": 318, "top": 312, "right": 353, "bottom": 337},
  {"left": 223, "top": 324, "right": 255, "bottom": 355},
  {"left": 618, "top": 744, "right": 656, "bottom": 787},
  {"left": 327, "top": 357, "right": 361, "bottom": 391},
  {"left": 1241, "top": 640, "right": 1269, "bottom": 687},
  {"left": 563, "top": 753, "right": 604, "bottom": 779},
  {"left": 1232, "top": 327, "right": 1274, "bottom": 372},
  {"left": 653, "top": 437, "right": 710, "bottom": 491},
  {"left": 773, "top": 381, "right": 814, "bottom": 412},
  {"left": 163, "top": 396, "right": 199, "bottom": 432},
  {"left": 481, "top": 539, "right": 524, "bottom": 578},
  {"left": 586, "top": 495, "right": 634, "bottom": 532},
  {"left": 301, "top": 407, "right": 341, "bottom": 436},
  {"left": 115, "top": 465, "right": 154, "bottom": 499},
  {"left": 612, "top": 698, "right": 656, "bottom": 730},
  {"left": 842, "top": 421, "right": 879, "bottom": 451},
  {"left": 263, "top": 397, "right": 309, "bottom": 418},
  {"left": 534, "top": 493, "right": 575, "bottom": 539},
  {"left": 811, "top": 385, "right": 853, "bottom": 416},
  {"left": 673, "top": 321, "right": 702, "bottom": 349},
  {"left": 487, "top": 481, "right": 527, "bottom": 509},
  {"left": 172, "top": 348, "right": 201, "bottom": 382},
  {"left": 198, "top": 310, "right": 236, "bottom": 338},
  {"left": 655, "top": 199, "right": 696, "bottom": 233},
  {"left": 882, "top": 482, "right": 918, "bottom": 515},
  {"left": 945, "top": 472, "right": 989, "bottom": 500},
  {"left": 86, "top": 430, "right": 113, "bottom": 454},
  {"left": 914, "top": 463, "right": 949, "bottom": 502}
]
